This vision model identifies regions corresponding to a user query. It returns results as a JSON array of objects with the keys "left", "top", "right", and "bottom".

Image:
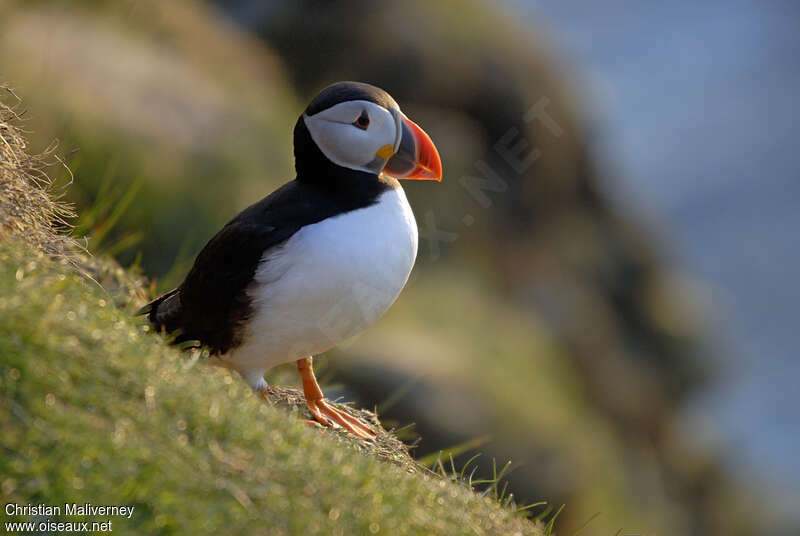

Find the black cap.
[{"left": 304, "top": 81, "right": 399, "bottom": 116}]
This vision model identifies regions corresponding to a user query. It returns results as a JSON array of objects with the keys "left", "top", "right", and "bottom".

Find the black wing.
[
  {"left": 142, "top": 180, "right": 319, "bottom": 354},
  {"left": 141, "top": 173, "right": 394, "bottom": 354}
]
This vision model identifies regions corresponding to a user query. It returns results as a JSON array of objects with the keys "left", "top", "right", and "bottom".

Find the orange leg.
[{"left": 297, "top": 357, "right": 375, "bottom": 440}]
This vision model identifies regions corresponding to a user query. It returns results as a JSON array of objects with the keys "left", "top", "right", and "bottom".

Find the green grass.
[{"left": 0, "top": 240, "right": 544, "bottom": 535}]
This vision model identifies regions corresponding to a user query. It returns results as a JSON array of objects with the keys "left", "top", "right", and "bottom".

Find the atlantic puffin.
[{"left": 142, "top": 81, "right": 442, "bottom": 439}]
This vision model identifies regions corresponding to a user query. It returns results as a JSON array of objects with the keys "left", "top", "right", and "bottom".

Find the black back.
[{"left": 143, "top": 82, "right": 398, "bottom": 355}]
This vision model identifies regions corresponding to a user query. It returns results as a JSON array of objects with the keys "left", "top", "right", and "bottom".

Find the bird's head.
[{"left": 294, "top": 81, "right": 442, "bottom": 183}]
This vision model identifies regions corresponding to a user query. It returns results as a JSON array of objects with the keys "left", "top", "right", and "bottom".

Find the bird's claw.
[{"left": 306, "top": 397, "right": 376, "bottom": 440}]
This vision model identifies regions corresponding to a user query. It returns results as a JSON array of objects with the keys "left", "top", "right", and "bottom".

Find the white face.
[{"left": 303, "top": 100, "right": 402, "bottom": 174}]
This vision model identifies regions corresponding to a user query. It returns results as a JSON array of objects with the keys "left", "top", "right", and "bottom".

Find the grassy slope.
[{"left": 0, "top": 241, "right": 542, "bottom": 535}]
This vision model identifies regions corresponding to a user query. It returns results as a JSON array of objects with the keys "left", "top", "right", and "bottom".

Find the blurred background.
[{"left": 2, "top": 0, "right": 797, "bottom": 533}]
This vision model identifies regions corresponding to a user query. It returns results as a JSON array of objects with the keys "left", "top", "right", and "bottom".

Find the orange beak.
[{"left": 383, "top": 114, "right": 442, "bottom": 181}]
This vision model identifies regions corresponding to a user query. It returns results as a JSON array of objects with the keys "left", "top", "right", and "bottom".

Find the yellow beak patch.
[{"left": 375, "top": 145, "right": 395, "bottom": 159}]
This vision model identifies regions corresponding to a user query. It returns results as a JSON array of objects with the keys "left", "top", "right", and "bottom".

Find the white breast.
[{"left": 224, "top": 187, "right": 418, "bottom": 375}]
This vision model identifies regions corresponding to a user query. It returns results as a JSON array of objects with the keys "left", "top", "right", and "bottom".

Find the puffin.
[{"left": 142, "top": 81, "right": 442, "bottom": 439}]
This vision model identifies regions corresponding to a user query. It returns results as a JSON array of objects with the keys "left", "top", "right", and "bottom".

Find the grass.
[
  {"left": 0, "top": 239, "right": 544, "bottom": 535},
  {"left": 0, "top": 85, "right": 76, "bottom": 261},
  {"left": 426, "top": 452, "right": 547, "bottom": 518}
]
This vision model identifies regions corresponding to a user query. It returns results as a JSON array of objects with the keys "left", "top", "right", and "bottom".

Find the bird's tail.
[{"left": 137, "top": 288, "right": 183, "bottom": 335}]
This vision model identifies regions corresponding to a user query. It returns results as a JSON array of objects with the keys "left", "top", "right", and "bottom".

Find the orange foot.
[{"left": 297, "top": 356, "right": 375, "bottom": 440}]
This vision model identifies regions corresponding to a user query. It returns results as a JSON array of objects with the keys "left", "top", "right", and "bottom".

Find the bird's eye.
[{"left": 353, "top": 112, "right": 370, "bottom": 130}]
